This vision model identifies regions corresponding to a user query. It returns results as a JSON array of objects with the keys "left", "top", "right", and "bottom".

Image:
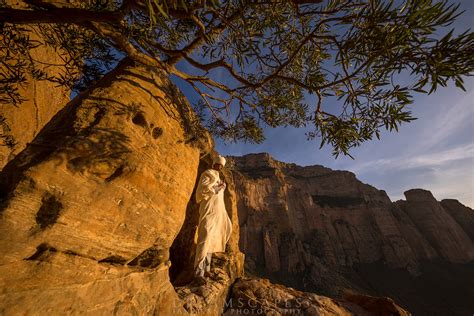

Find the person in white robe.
[{"left": 193, "top": 155, "right": 232, "bottom": 281}]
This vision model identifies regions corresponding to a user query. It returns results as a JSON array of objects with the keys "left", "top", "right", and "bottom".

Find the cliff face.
[
  {"left": 230, "top": 153, "right": 474, "bottom": 315},
  {"left": 0, "top": 59, "right": 246, "bottom": 315}
]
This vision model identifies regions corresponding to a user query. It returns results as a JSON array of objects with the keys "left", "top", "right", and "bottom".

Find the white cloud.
[
  {"left": 350, "top": 143, "right": 474, "bottom": 174},
  {"left": 417, "top": 89, "right": 474, "bottom": 151}
]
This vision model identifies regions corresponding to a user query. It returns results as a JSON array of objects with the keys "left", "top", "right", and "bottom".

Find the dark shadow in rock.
[
  {"left": 132, "top": 111, "right": 147, "bottom": 128},
  {"left": 104, "top": 165, "right": 125, "bottom": 182},
  {"left": 99, "top": 255, "right": 128, "bottom": 265},
  {"left": 127, "top": 246, "right": 169, "bottom": 268},
  {"left": 152, "top": 127, "right": 163, "bottom": 139},
  {"left": 25, "top": 242, "right": 57, "bottom": 261},
  {"left": 169, "top": 154, "right": 213, "bottom": 286},
  {"left": 36, "top": 193, "right": 63, "bottom": 229}
]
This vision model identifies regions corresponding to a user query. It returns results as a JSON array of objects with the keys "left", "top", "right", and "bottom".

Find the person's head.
[{"left": 212, "top": 155, "right": 226, "bottom": 171}]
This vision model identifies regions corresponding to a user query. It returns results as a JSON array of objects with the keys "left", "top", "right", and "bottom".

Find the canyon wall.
[{"left": 231, "top": 152, "right": 474, "bottom": 315}]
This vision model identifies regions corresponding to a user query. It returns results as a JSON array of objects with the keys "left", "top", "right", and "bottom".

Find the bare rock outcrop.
[
  {"left": 231, "top": 153, "right": 421, "bottom": 272},
  {"left": 176, "top": 252, "right": 244, "bottom": 315},
  {"left": 225, "top": 278, "right": 410, "bottom": 316},
  {"left": 0, "top": 58, "right": 244, "bottom": 315}
]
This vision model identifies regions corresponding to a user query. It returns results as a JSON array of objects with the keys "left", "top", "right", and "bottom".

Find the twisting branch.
[{"left": 88, "top": 21, "right": 166, "bottom": 71}]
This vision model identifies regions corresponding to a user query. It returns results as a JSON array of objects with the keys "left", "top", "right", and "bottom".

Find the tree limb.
[{"left": 0, "top": 8, "right": 124, "bottom": 24}]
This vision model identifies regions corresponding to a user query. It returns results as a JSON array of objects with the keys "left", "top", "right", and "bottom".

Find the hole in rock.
[
  {"left": 132, "top": 112, "right": 147, "bottom": 128},
  {"left": 127, "top": 247, "right": 169, "bottom": 268},
  {"left": 152, "top": 127, "right": 163, "bottom": 139},
  {"left": 36, "top": 193, "right": 63, "bottom": 229}
]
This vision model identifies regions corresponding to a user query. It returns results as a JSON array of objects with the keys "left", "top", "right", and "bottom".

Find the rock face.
[
  {"left": 0, "top": 12, "right": 71, "bottom": 168},
  {"left": 230, "top": 153, "right": 474, "bottom": 315},
  {"left": 0, "top": 58, "right": 244, "bottom": 315},
  {"left": 395, "top": 189, "right": 474, "bottom": 263},
  {"left": 176, "top": 252, "right": 244, "bottom": 315},
  {"left": 440, "top": 198, "right": 474, "bottom": 241},
  {"left": 0, "top": 46, "right": 403, "bottom": 315}
]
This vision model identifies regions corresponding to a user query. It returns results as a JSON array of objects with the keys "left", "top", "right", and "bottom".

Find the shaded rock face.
[
  {"left": 0, "top": 20, "right": 71, "bottom": 169},
  {"left": 0, "top": 58, "right": 246, "bottom": 314},
  {"left": 440, "top": 198, "right": 474, "bottom": 241},
  {"left": 395, "top": 189, "right": 474, "bottom": 262},
  {"left": 230, "top": 153, "right": 474, "bottom": 315}
]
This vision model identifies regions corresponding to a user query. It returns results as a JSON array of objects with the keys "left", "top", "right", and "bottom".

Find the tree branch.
[
  {"left": 88, "top": 22, "right": 166, "bottom": 71},
  {"left": 165, "top": 6, "right": 245, "bottom": 66},
  {"left": 0, "top": 8, "right": 123, "bottom": 24}
]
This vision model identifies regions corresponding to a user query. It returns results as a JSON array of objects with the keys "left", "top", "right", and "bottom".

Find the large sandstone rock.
[
  {"left": 1, "top": 1, "right": 71, "bottom": 168},
  {"left": 0, "top": 58, "right": 246, "bottom": 314},
  {"left": 229, "top": 152, "right": 474, "bottom": 315}
]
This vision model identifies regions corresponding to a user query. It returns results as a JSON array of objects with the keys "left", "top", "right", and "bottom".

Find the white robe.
[{"left": 194, "top": 169, "right": 232, "bottom": 270}]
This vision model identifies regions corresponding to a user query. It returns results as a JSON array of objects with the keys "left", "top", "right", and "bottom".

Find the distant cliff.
[{"left": 230, "top": 152, "right": 474, "bottom": 315}]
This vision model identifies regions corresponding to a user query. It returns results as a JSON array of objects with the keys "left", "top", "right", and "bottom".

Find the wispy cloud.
[
  {"left": 416, "top": 89, "right": 474, "bottom": 152},
  {"left": 350, "top": 143, "right": 474, "bottom": 174}
]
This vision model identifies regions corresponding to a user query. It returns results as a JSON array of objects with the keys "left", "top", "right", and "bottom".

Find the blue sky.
[
  {"left": 210, "top": 1, "right": 474, "bottom": 208},
  {"left": 215, "top": 77, "right": 474, "bottom": 207}
]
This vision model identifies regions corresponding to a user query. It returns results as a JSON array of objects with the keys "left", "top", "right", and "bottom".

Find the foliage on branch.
[{"left": 1, "top": 0, "right": 473, "bottom": 157}]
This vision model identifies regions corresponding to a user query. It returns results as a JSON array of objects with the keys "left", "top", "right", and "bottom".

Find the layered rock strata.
[{"left": 230, "top": 152, "right": 474, "bottom": 315}]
